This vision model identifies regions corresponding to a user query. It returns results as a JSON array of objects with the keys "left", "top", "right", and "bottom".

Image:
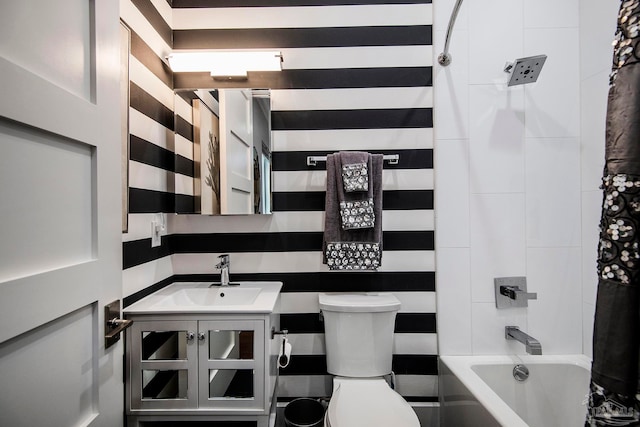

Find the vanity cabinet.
[{"left": 125, "top": 312, "right": 280, "bottom": 427}]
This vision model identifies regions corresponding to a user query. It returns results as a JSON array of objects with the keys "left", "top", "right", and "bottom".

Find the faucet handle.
[
  {"left": 216, "top": 254, "right": 230, "bottom": 268},
  {"left": 500, "top": 285, "right": 537, "bottom": 301}
]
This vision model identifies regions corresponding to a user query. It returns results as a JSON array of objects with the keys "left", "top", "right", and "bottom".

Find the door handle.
[{"left": 104, "top": 300, "right": 134, "bottom": 349}]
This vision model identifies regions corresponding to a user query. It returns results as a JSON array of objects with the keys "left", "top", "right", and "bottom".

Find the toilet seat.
[{"left": 324, "top": 377, "right": 420, "bottom": 427}]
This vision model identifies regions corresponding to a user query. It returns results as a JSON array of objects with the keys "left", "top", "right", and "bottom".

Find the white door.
[
  {"left": 219, "top": 89, "right": 254, "bottom": 215},
  {"left": 0, "top": 1, "right": 123, "bottom": 426}
]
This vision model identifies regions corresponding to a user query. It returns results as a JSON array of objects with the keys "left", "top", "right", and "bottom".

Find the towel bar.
[{"left": 306, "top": 154, "right": 399, "bottom": 167}]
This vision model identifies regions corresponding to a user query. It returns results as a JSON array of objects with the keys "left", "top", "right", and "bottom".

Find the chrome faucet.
[
  {"left": 211, "top": 254, "right": 236, "bottom": 287},
  {"left": 505, "top": 326, "right": 542, "bottom": 355}
]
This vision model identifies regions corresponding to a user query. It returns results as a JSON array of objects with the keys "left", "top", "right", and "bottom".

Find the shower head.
[{"left": 504, "top": 55, "right": 547, "bottom": 86}]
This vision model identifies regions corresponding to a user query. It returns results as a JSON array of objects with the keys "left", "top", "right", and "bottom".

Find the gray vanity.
[{"left": 124, "top": 282, "right": 282, "bottom": 427}]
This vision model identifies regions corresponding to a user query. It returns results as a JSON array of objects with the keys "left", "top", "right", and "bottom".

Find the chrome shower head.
[{"left": 504, "top": 55, "right": 547, "bottom": 86}]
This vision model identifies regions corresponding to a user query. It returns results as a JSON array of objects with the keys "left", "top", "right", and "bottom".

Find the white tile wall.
[
  {"left": 434, "top": 138, "right": 470, "bottom": 248},
  {"left": 525, "top": 138, "right": 581, "bottom": 248},
  {"left": 435, "top": 0, "right": 616, "bottom": 358},
  {"left": 524, "top": 28, "right": 580, "bottom": 138},
  {"left": 527, "top": 247, "right": 582, "bottom": 354},
  {"left": 468, "top": 0, "right": 523, "bottom": 85},
  {"left": 435, "top": 248, "right": 472, "bottom": 355},
  {"left": 469, "top": 85, "right": 525, "bottom": 194},
  {"left": 469, "top": 193, "right": 526, "bottom": 303}
]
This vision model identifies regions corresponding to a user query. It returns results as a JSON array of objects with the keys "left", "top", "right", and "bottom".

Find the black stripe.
[
  {"left": 173, "top": 0, "right": 430, "bottom": 7},
  {"left": 124, "top": 276, "right": 175, "bottom": 308},
  {"left": 281, "top": 313, "right": 436, "bottom": 333},
  {"left": 130, "top": 29, "right": 173, "bottom": 88},
  {"left": 130, "top": 83, "right": 174, "bottom": 131},
  {"left": 129, "top": 188, "right": 176, "bottom": 213},
  {"left": 272, "top": 149, "right": 433, "bottom": 171},
  {"left": 277, "top": 395, "right": 438, "bottom": 403},
  {"left": 272, "top": 190, "right": 434, "bottom": 211},
  {"left": 395, "top": 313, "right": 437, "bottom": 333},
  {"left": 279, "top": 354, "right": 437, "bottom": 375},
  {"left": 130, "top": 135, "right": 176, "bottom": 171},
  {"left": 175, "top": 114, "right": 193, "bottom": 142},
  {"left": 124, "top": 272, "right": 435, "bottom": 305},
  {"left": 173, "top": 26, "right": 431, "bottom": 49},
  {"left": 131, "top": 0, "right": 172, "bottom": 46},
  {"left": 122, "top": 237, "right": 172, "bottom": 269},
  {"left": 169, "top": 231, "right": 432, "bottom": 253},
  {"left": 140, "top": 422, "right": 257, "bottom": 427},
  {"left": 175, "top": 154, "right": 194, "bottom": 177},
  {"left": 272, "top": 108, "right": 432, "bottom": 130},
  {"left": 172, "top": 272, "right": 436, "bottom": 292},
  {"left": 175, "top": 193, "right": 196, "bottom": 214},
  {"left": 174, "top": 67, "right": 432, "bottom": 90},
  {"left": 393, "top": 354, "right": 438, "bottom": 375}
]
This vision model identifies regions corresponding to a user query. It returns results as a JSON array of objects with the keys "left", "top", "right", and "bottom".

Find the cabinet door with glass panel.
[
  {"left": 129, "top": 320, "right": 199, "bottom": 410},
  {"left": 198, "top": 320, "right": 265, "bottom": 410}
]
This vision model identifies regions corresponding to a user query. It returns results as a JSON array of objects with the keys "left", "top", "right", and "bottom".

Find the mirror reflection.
[{"left": 176, "top": 88, "right": 272, "bottom": 215}]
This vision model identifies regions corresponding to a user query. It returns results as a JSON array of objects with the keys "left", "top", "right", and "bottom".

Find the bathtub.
[{"left": 439, "top": 355, "right": 591, "bottom": 427}]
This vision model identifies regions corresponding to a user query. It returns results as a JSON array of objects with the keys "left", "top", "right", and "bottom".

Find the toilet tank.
[{"left": 319, "top": 293, "right": 400, "bottom": 377}]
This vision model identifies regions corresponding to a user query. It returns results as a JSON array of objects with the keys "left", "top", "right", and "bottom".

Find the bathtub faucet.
[{"left": 505, "top": 326, "right": 542, "bottom": 355}]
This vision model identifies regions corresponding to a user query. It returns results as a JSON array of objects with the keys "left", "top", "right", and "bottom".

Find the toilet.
[{"left": 319, "top": 293, "right": 420, "bottom": 427}]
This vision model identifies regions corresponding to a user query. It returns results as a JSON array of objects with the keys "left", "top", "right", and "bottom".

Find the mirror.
[{"left": 175, "top": 88, "right": 272, "bottom": 215}]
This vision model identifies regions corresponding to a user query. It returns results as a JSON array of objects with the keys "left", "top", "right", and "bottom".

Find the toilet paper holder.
[{"left": 271, "top": 327, "right": 288, "bottom": 339}]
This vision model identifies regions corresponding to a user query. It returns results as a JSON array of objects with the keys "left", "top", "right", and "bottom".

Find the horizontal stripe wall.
[{"left": 121, "top": 0, "right": 437, "bottom": 412}]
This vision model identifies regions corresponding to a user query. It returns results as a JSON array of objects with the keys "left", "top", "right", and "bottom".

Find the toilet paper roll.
[{"left": 278, "top": 336, "right": 292, "bottom": 369}]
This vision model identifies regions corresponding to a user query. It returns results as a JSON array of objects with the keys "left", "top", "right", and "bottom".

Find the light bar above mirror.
[{"left": 167, "top": 51, "right": 283, "bottom": 78}]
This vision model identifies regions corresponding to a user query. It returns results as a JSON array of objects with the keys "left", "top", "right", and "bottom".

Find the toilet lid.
[{"left": 326, "top": 378, "right": 420, "bottom": 427}]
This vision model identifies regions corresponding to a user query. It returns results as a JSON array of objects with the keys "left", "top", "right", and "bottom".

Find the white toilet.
[{"left": 319, "top": 293, "right": 420, "bottom": 427}]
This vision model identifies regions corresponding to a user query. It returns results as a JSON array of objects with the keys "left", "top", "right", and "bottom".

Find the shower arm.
[{"left": 438, "top": 0, "right": 464, "bottom": 66}]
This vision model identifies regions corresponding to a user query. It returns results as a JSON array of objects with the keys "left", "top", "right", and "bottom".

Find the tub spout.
[{"left": 505, "top": 326, "right": 542, "bottom": 355}]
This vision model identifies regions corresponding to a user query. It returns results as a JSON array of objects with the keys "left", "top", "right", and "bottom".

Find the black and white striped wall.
[{"left": 121, "top": 0, "right": 437, "bottom": 416}]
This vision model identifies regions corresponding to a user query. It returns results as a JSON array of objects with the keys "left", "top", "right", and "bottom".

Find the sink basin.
[
  {"left": 156, "top": 287, "right": 261, "bottom": 307},
  {"left": 124, "top": 281, "right": 282, "bottom": 314}
]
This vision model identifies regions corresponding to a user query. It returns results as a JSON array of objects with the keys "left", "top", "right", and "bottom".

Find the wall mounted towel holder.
[{"left": 306, "top": 154, "right": 399, "bottom": 167}]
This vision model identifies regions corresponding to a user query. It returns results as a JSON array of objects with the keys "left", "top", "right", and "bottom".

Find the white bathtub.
[{"left": 439, "top": 355, "right": 591, "bottom": 427}]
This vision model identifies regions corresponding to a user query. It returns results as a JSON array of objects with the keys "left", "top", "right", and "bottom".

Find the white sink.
[
  {"left": 124, "top": 281, "right": 282, "bottom": 314},
  {"left": 156, "top": 287, "right": 261, "bottom": 307}
]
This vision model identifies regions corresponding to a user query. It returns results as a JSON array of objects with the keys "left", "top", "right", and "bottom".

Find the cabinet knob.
[
  {"left": 186, "top": 331, "right": 195, "bottom": 341},
  {"left": 198, "top": 332, "right": 206, "bottom": 341}
]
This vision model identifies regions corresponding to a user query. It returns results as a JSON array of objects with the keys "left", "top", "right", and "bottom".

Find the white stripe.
[
  {"left": 150, "top": 0, "right": 172, "bottom": 27},
  {"left": 171, "top": 251, "right": 435, "bottom": 274},
  {"left": 175, "top": 133, "right": 193, "bottom": 160},
  {"left": 175, "top": 173, "right": 194, "bottom": 196},
  {"left": 277, "top": 375, "right": 331, "bottom": 398},
  {"left": 272, "top": 169, "right": 434, "bottom": 192},
  {"left": 393, "top": 334, "right": 438, "bottom": 355},
  {"left": 395, "top": 375, "right": 439, "bottom": 397},
  {"left": 272, "top": 128, "right": 434, "bottom": 151},
  {"left": 123, "top": 213, "right": 162, "bottom": 242},
  {"left": 280, "top": 46, "right": 433, "bottom": 70},
  {"left": 123, "top": 256, "right": 174, "bottom": 298},
  {"left": 121, "top": 0, "right": 171, "bottom": 59},
  {"left": 271, "top": 87, "right": 433, "bottom": 111},
  {"left": 174, "top": 94, "right": 193, "bottom": 125},
  {"left": 130, "top": 56, "right": 174, "bottom": 111},
  {"left": 129, "top": 108, "right": 174, "bottom": 151},
  {"left": 284, "top": 333, "right": 439, "bottom": 356},
  {"left": 277, "top": 375, "right": 438, "bottom": 398},
  {"left": 168, "top": 210, "right": 433, "bottom": 234},
  {"left": 173, "top": 4, "right": 432, "bottom": 29},
  {"left": 280, "top": 292, "right": 435, "bottom": 314},
  {"left": 129, "top": 161, "right": 172, "bottom": 193},
  {"left": 396, "top": 291, "right": 436, "bottom": 312}
]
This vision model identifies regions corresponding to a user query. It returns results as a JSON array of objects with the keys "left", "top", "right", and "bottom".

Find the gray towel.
[{"left": 323, "top": 152, "right": 383, "bottom": 269}]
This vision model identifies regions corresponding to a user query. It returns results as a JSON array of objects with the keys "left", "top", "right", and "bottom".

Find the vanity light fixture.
[{"left": 166, "top": 50, "right": 283, "bottom": 79}]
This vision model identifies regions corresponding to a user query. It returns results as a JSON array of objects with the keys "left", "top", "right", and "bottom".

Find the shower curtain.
[{"left": 587, "top": 1, "right": 640, "bottom": 426}]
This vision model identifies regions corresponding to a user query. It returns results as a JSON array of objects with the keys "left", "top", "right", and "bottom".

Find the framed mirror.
[{"left": 175, "top": 88, "right": 272, "bottom": 215}]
